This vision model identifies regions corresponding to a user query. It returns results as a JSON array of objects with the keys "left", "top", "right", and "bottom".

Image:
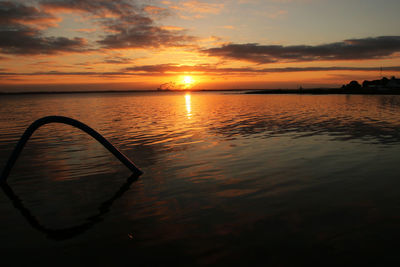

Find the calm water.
[{"left": 1, "top": 92, "right": 400, "bottom": 266}]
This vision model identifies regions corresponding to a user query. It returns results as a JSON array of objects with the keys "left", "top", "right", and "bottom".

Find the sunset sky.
[{"left": 1, "top": 0, "right": 400, "bottom": 91}]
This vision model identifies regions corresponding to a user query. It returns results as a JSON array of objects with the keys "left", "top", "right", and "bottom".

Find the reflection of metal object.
[
  {"left": 0, "top": 116, "right": 142, "bottom": 182},
  {"left": 0, "top": 175, "right": 138, "bottom": 240}
]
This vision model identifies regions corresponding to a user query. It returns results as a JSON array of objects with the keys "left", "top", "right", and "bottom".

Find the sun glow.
[
  {"left": 183, "top": 75, "right": 194, "bottom": 89},
  {"left": 184, "top": 76, "right": 193, "bottom": 84}
]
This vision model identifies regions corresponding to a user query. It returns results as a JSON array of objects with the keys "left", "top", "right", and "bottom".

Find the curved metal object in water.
[{"left": 0, "top": 116, "right": 143, "bottom": 182}]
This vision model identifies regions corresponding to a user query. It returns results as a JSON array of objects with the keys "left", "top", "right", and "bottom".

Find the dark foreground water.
[{"left": 1, "top": 92, "right": 400, "bottom": 266}]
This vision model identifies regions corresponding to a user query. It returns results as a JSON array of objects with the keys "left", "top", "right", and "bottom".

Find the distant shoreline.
[
  {"left": 0, "top": 89, "right": 248, "bottom": 95},
  {"left": 0, "top": 90, "right": 152, "bottom": 95},
  {"left": 245, "top": 88, "right": 400, "bottom": 95},
  {"left": 1, "top": 88, "right": 400, "bottom": 95}
]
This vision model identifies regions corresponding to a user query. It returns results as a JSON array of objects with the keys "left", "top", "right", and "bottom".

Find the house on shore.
[
  {"left": 387, "top": 76, "right": 400, "bottom": 88},
  {"left": 362, "top": 76, "right": 400, "bottom": 90}
]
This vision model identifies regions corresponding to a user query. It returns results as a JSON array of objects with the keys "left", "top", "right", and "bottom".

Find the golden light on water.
[{"left": 185, "top": 93, "right": 192, "bottom": 118}]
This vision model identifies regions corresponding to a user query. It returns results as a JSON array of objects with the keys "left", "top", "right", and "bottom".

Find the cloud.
[
  {"left": 4, "top": 64, "right": 398, "bottom": 78},
  {"left": 0, "top": 25, "right": 87, "bottom": 55},
  {"left": 102, "top": 56, "right": 133, "bottom": 64},
  {"left": 98, "top": 19, "right": 196, "bottom": 49},
  {"left": 257, "top": 66, "right": 400, "bottom": 73},
  {"left": 0, "top": 71, "right": 124, "bottom": 77},
  {"left": 125, "top": 64, "right": 214, "bottom": 73},
  {"left": 0, "top": 1, "right": 88, "bottom": 55},
  {"left": 42, "top": 0, "right": 196, "bottom": 49},
  {"left": 143, "top": 5, "right": 169, "bottom": 17},
  {"left": 164, "top": 0, "right": 224, "bottom": 20},
  {"left": 173, "top": 0, "right": 224, "bottom": 14},
  {"left": 202, "top": 36, "right": 400, "bottom": 63},
  {"left": 160, "top": 25, "right": 185, "bottom": 31},
  {"left": 40, "top": 0, "right": 129, "bottom": 17},
  {"left": 124, "top": 64, "right": 400, "bottom": 75},
  {"left": 0, "top": 1, "right": 59, "bottom": 28}
]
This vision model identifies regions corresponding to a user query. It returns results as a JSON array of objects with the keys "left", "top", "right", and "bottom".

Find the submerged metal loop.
[
  {"left": 0, "top": 116, "right": 143, "bottom": 182},
  {"left": 0, "top": 174, "right": 138, "bottom": 240}
]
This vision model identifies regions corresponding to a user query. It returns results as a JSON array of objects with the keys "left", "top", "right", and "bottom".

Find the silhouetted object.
[
  {"left": 363, "top": 76, "right": 400, "bottom": 90},
  {"left": 158, "top": 81, "right": 176, "bottom": 91},
  {"left": 343, "top": 80, "right": 361, "bottom": 90},
  {"left": 0, "top": 116, "right": 143, "bottom": 183},
  {"left": 0, "top": 175, "right": 139, "bottom": 240}
]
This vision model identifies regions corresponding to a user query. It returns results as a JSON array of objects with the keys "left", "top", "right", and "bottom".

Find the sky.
[{"left": 0, "top": 0, "right": 400, "bottom": 91}]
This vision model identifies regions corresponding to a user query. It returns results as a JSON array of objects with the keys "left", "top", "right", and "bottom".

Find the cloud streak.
[
  {"left": 125, "top": 64, "right": 400, "bottom": 74},
  {"left": 202, "top": 36, "right": 400, "bottom": 63},
  {"left": 2, "top": 65, "right": 399, "bottom": 77},
  {"left": 168, "top": 0, "right": 224, "bottom": 18}
]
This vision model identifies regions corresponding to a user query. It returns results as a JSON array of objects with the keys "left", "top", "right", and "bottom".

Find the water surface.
[{"left": 1, "top": 92, "right": 400, "bottom": 266}]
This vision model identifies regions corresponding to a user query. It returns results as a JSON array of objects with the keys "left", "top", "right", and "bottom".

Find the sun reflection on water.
[{"left": 185, "top": 93, "right": 192, "bottom": 119}]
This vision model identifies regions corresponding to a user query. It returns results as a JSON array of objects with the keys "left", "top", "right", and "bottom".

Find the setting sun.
[
  {"left": 184, "top": 76, "right": 193, "bottom": 84},
  {"left": 183, "top": 76, "right": 194, "bottom": 89}
]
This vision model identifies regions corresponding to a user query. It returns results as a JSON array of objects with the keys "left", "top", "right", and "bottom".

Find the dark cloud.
[
  {"left": 97, "top": 9, "right": 196, "bottom": 49},
  {"left": 202, "top": 36, "right": 400, "bottom": 63},
  {"left": 97, "top": 21, "right": 195, "bottom": 49},
  {"left": 258, "top": 66, "right": 400, "bottom": 73},
  {"left": 2, "top": 65, "right": 399, "bottom": 78},
  {"left": 41, "top": 0, "right": 134, "bottom": 16},
  {"left": 0, "top": 1, "right": 57, "bottom": 26},
  {"left": 102, "top": 56, "right": 133, "bottom": 64},
  {"left": 125, "top": 64, "right": 272, "bottom": 74},
  {"left": 0, "top": 25, "right": 87, "bottom": 55},
  {"left": 1, "top": 0, "right": 188, "bottom": 55},
  {"left": 0, "top": 1, "right": 88, "bottom": 55},
  {"left": 125, "top": 64, "right": 216, "bottom": 73},
  {"left": 41, "top": 0, "right": 195, "bottom": 49},
  {"left": 40, "top": 0, "right": 137, "bottom": 18},
  {"left": 125, "top": 64, "right": 400, "bottom": 74},
  {"left": 0, "top": 70, "right": 120, "bottom": 76}
]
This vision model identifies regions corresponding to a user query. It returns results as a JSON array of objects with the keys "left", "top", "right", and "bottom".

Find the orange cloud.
[
  {"left": 144, "top": 5, "right": 168, "bottom": 15},
  {"left": 180, "top": 0, "right": 224, "bottom": 14},
  {"left": 168, "top": 0, "right": 224, "bottom": 19},
  {"left": 221, "top": 25, "right": 235, "bottom": 30},
  {"left": 160, "top": 26, "right": 185, "bottom": 31}
]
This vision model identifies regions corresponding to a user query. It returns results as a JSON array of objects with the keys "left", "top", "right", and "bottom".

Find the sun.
[{"left": 183, "top": 75, "right": 194, "bottom": 89}]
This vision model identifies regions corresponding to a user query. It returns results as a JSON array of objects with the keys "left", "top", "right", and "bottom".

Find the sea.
[{"left": 1, "top": 91, "right": 400, "bottom": 266}]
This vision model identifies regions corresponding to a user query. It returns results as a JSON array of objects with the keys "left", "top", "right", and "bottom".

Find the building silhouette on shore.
[{"left": 343, "top": 76, "right": 400, "bottom": 91}]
